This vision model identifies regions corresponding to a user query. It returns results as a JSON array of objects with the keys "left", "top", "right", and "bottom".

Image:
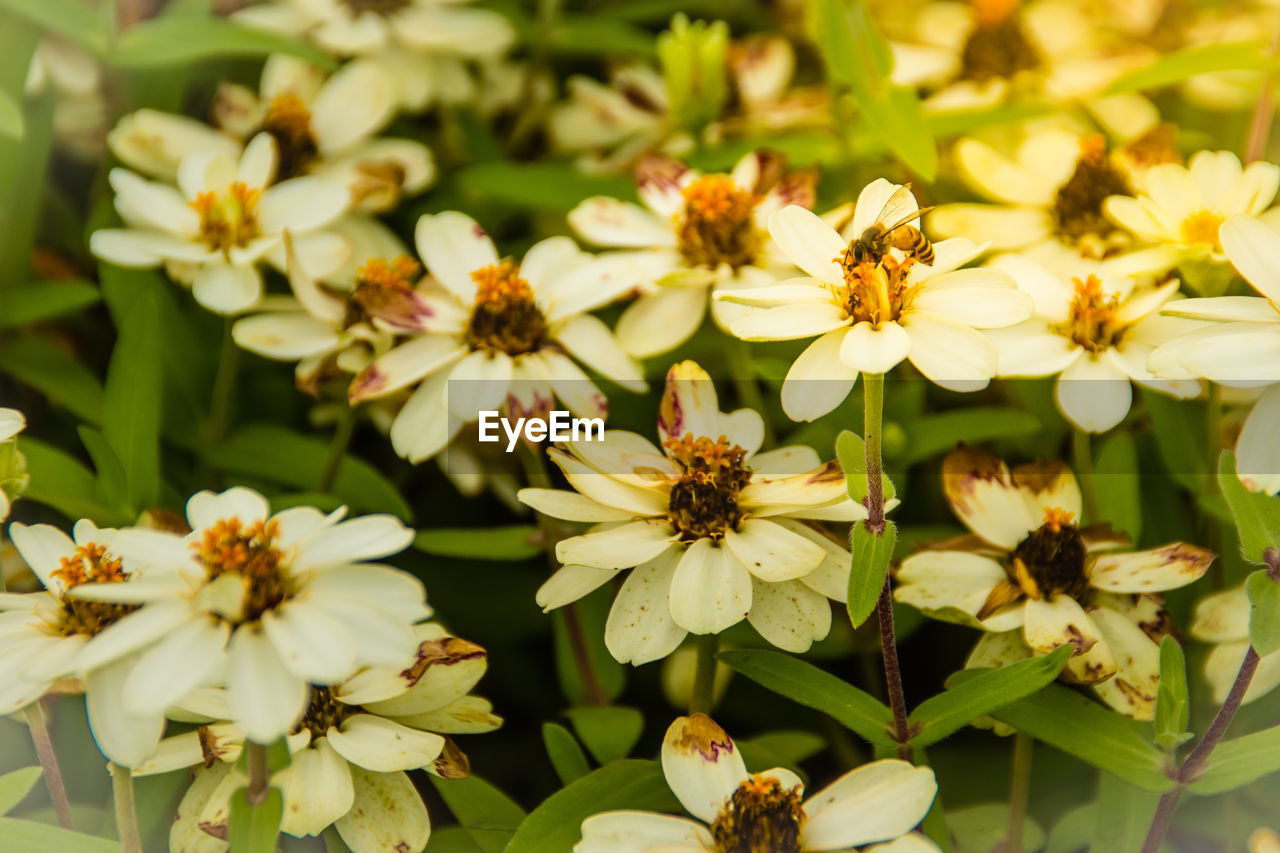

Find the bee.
[{"left": 847, "top": 185, "right": 935, "bottom": 266}]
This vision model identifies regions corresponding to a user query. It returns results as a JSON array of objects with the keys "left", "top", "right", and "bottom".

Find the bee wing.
[{"left": 875, "top": 185, "right": 920, "bottom": 229}]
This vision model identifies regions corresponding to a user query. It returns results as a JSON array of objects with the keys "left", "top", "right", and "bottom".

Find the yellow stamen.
[
  {"left": 1181, "top": 209, "right": 1224, "bottom": 247},
  {"left": 191, "top": 183, "right": 261, "bottom": 253}
]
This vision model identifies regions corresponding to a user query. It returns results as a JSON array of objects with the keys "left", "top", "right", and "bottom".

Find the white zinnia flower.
[
  {"left": 1, "top": 520, "right": 165, "bottom": 766},
  {"left": 90, "top": 133, "right": 351, "bottom": 315},
  {"left": 138, "top": 622, "right": 500, "bottom": 853},
  {"left": 67, "top": 487, "right": 424, "bottom": 744},
  {"left": 348, "top": 211, "right": 646, "bottom": 464},
  {"left": 212, "top": 54, "right": 434, "bottom": 212},
  {"left": 577, "top": 714, "right": 940, "bottom": 853},
  {"left": 986, "top": 254, "right": 1202, "bottom": 432},
  {"left": 568, "top": 151, "right": 816, "bottom": 357},
  {"left": 1104, "top": 151, "right": 1280, "bottom": 262},
  {"left": 1189, "top": 584, "right": 1280, "bottom": 706},
  {"left": 520, "top": 361, "right": 868, "bottom": 665},
  {"left": 718, "top": 179, "right": 1032, "bottom": 422},
  {"left": 1151, "top": 214, "right": 1280, "bottom": 493},
  {"left": 894, "top": 446, "right": 1213, "bottom": 718}
]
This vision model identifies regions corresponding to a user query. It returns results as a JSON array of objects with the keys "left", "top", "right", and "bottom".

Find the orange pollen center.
[
  {"left": 357, "top": 255, "right": 420, "bottom": 294},
  {"left": 834, "top": 252, "right": 919, "bottom": 326},
  {"left": 676, "top": 175, "right": 761, "bottom": 269},
  {"left": 711, "top": 774, "right": 805, "bottom": 853},
  {"left": 664, "top": 434, "right": 752, "bottom": 541},
  {"left": 1181, "top": 210, "right": 1224, "bottom": 247},
  {"left": 191, "top": 183, "right": 261, "bottom": 253},
  {"left": 53, "top": 543, "right": 127, "bottom": 588},
  {"left": 1060, "top": 274, "right": 1124, "bottom": 352},
  {"left": 466, "top": 262, "right": 547, "bottom": 355},
  {"left": 51, "top": 544, "right": 136, "bottom": 637},
  {"left": 349, "top": 255, "right": 428, "bottom": 328},
  {"left": 1042, "top": 506, "right": 1076, "bottom": 532},
  {"left": 194, "top": 517, "right": 288, "bottom": 621}
]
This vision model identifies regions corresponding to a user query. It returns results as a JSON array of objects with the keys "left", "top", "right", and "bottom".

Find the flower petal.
[
  {"left": 660, "top": 714, "right": 748, "bottom": 823},
  {"left": 335, "top": 767, "right": 431, "bottom": 853},
  {"left": 604, "top": 552, "right": 687, "bottom": 665},
  {"left": 668, "top": 539, "right": 752, "bottom": 635},
  {"left": 226, "top": 624, "right": 309, "bottom": 743},
  {"left": 275, "top": 738, "right": 355, "bottom": 837},
  {"left": 1088, "top": 544, "right": 1214, "bottom": 593},
  {"left": 556, "top": 521, "right": 675, "bottom": 570},
  {"left": 326, "top": 714, "right": 446, "bottom": 772},
  {"left": 801, "top": 760, "right": 938, "bottom": 849},
  {"left": 722, "top": 518, "right": 827, "bottom": 582}
]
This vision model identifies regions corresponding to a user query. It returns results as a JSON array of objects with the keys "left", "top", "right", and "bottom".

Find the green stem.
[
  {"left": 1006, "top": 732, "right": 1033, "bottom": 853},
  {"left": 1072, "top": 429, "right": 1099, "bottom": 524},
  {"left": 110, "top": 763, "right": 141, "bottom": 853},
  {"left": 246, "top": 742, "right": 270, "bottom": 806},
  {"left": 203, "top": 319, "right": 239, "bottom": 457},
  {"left": 25, "top": 701, "right": 73, "bottom": 830},
  {"left": 317, "top": 405, "right": 356, "bottom": 493},
  {"left": 724, "top": 336, "right": 774, "bottom": 446},
  {"left": 863, "top": 372, "right": 910, "bottom": 758},
  {"left": 689, "top": 634, "right": 719, "bottom": 715}
]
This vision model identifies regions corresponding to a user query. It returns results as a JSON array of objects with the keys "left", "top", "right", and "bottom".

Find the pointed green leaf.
[
  {"left": 414, "top": 526, "right": 541, "bottom": 561},
  {"left": 102, "top": 274, "right": 163, "bottom": 510},
  {"left": 848, "top": 519, "right": 896, "bottom": 628},
  {"left": 835, "top": 430, "right": 895, "bottom": 503},
  {"left": 912, "top": 645, "right": 1071, "bottom": 746},
  {"left": 1105, "top": 40, "right": 1276, "bottom": 95},
  {"left": 1188, "top": 724, "right": 1280, "bottom": 794},
  {"left": 564, "top": 706, "right": 644, "bottom": 765},
  {"left": 0, "top": 336, "right": 104, "bottom": 424},
  {"left": 78, "top": 426, "right": 128, "bottom": 514},
  {"left": 109, "top": 17, "right": 334, "bottom": 69},
  {"left": 0, "top": 0, "right": 106, "bottom": 53},
  {"left": 430, "top": 775, "right": 526, "bottom": 853},
  {"left": 0, "top": 767, "right": 42, "bottom": 816},
  {"left": 1219, "top": 450, "right": 1280, "bottom": 565},
  {"left": 227, "top": 787, "right": 283, "bottom": 853},
  {"left": 1096, "top": 431, "right": 1141, "bottom": 542},
  {"left": 717, "top": 648, "right": 896, "bottom": 749},
  {"left": 1247, "top": 570, "right": 1280, "bottom": 656},
  {"left": 894, "top": 408, "right": 1040, "bottom": 466},
  {"left": 19, "top": 438, "right": 127, "bottom": 525},
  {"left": 0, "top": 817, "right": 122, "bottom": 852},
  {"left": 1154, "top": 636, "right": 1192, "bottom": 751},
  {"left": 0, "top": 279, "right": 101, "bottom": 328},
  {"left": 542, "top": 723, "right": 591, "bottom": 785}
]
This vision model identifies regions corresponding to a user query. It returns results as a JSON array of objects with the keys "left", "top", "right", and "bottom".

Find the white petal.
[
  {"left": 335, "top": 767, "right": 431, "bottom": 853},
  {"left": 746, "top": 576, "right": 831, "bottom": 653},
  {"left": 604, "top": 552, "right": 687, "bottom": 665},
  {"left": 781, "top": 329, "right": 859, "bottom": 422},
  {"left": 415, "top": 211, "right": 499, "bottom": 298},
  {"left": 722, "top": 519, "right": 826, "bottom": 582},
  {"left": 261, "top": 601, "right": 357, "bottom": 683},
  {"left": 123, "top": 616, "right": 229, "bottom": 716},
  {"left": 226, "top": 625, "right": 309, "bottom": 743},
  {"left": 1088, "top": 544, "right": 1214, "bottom": 593},
  {"left": 348, "top": 334, "right": 466, "bottom": 402},
  {"left": 901, "top": 314, "right": 996, "bottom": 391},
  {"left": 1056, "top": 353, "right": 1133, "bottom": 433},
  {"left": 569, "top": 197, "right": 675, "bottom": 248},
  {"left": 840, "top": 321, "right": 911, "bottom": 374},
  {"left": 556, "top": 521, "right": 675, "bottom": 570},
  {"left": 730, "top": 302, "right": 849, "bottom": 342},
  {"left": 578, "top": 811, "right": 713, "bottom": 853},
  {"left": 446, "top": 349, "right": 514, "bottom": 418},
  {"left": 554, "top": 314, "right": 646, "bottom": 390},
  {"left": 188, "top": 486, "right": 270, "bottom": 530},
  {"left": 291, "top": 515, "right": 415, "bottom": 572},
  {"left": 1237, "top": 385, "right": 1280, "bottom": 494},
  {"left": 660, "top": 714, "right": 748, "bottom": 823},
  {"left": 86, "top": 656, "right": 166, "bottom": 768},
  {"left": 258, "top": 178, "right": 349, "bottom": 233},
  {"left": 802, "top": 761, "right": 937, "bottom": 849},
  {"left": 668, "top": 540, "right": 752, "bottom": 634},
  {"left": 536, "top": 564, "right": 617, "bottom": 611},
  {"left": 616, "top": 287, "right": 708, "bottom": 359},
  {"left": 326, "top": 714, "right": 446, "bottom": 772},
  {"left": 275, "top": 738, "right": 355, "bottom": 837},
  {"left": 192, "top": 263, "right": 263, "bottom": 315},
  {"left": 768, "top": 205, "right": 847, "bottom": 286}
]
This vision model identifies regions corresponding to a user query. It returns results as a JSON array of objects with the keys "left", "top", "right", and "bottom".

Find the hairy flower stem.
[
  {"left": 864, "top": 372, "right": 911, "bottom": 759},
  {"left": 1141, "top": 645, "right": 1261, "bottom": 853},
  {"left": 1071, "top": 429, "right": 1099, "bottom": 523},
  {"left": 1005, "top": 732, "right": 1033, "bottom": 853},
  {"left": 247, "top": 742, "right": 270, "bottom": 806},
  {"left": 519, "top": 442, "right": 608, "bottom": 707},
  {"left": 689, "top": 634, "right": 719, "bottom": 714},
  {"left": 111, "top": 763, "right": 142, "bottom": 853},
  {"left": 317, "top": 404, "right": 356, "bottom": 493},
  {"left": 25, "top": 700, "right": 73, "bottom": 830}
]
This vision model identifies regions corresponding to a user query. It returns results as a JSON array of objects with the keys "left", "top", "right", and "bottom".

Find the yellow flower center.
[
  {"left": 1059, "top": 275, "right": 1125, "bottom": 352},
  {"left": 834, "top": 252, "right": 920, "bottom": 326},
  {"left": 1011, "top": 507, "right": 1088, "bottom": 600},
  {"left": 664, "top": 434, "right": 752, "bottom": 541},
  {"left": 711, "top": 774, "right": 805, "bottom": 853},
  {"left": 466, "top": 262, "right": 548, "bottom": 355},
  {"left": 958, "top": 0, "right": 1039, "bottom": 82},
  {"left": 677, "top": 175, "right": 762, "bottom": 270},
  {"left": 195, "top": 518, "right": 288, "bottom": 622},
  {"left": 348, "top": 255, "right": 428, "bottom": 329},
  {"left": 191, "top": 184, "right": 261, "bottom": 253},
  {"left": 1051, "top": 136, "right": 1132, "bottom": 256},
  {"left": 52, "top": 543, "right": 137, "bottom": 637},
  {"left": 1181, "top": 209, "right": 1224, "bottom": 247},
  {"left": 261, "top": 93, "right": 318, "bottom": 180}
]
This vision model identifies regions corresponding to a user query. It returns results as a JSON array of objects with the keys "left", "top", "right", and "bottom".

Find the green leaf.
[
  {"left": 109, "top": 18, "right": 334, "bottom": 69},
  {"left": 895, "top": 408, "right": 1040, "bottom": 466},
  {"left": 227, "top": 787, "right": 283, "bottom": 853},
  {"left": 0, "top": 336, "right": 104, "bottom": 424},
  {"left": 553, "top": 584, "right": 625, "bottom": 705},
  {"left": 1105, "top": 40, "right": 1276, "bottom": 94},
  {"left": 1154, "top": 636, "right": 1192, "bottom": 752},
  {"left": 414, "top": 525, "right": 540, "bottom": 561},
  {"left": 1143, "top": 389, "right": 1208, "bottom": 491},
  {"left": 564, "top": 706, "right": 644, "bottom": 765},
  {"left": 209, "top": 424, "right": 411, "bottom": 519},
  {"left": 913, "top": 645, "right": 1071, "bottom": 747},
  {"left": 430, "top": 775, "right": 525, "bottom": 853},
  {"left": 0, "top": 767, "right": 42, "bottom": 815},
  {"left": 542, "top": 723, "right": 591, "bottom": 785},
  {"left": 19, "top": 438, "right": 126, "bottom": 525},
  {"left": 505, "top": 760, "right": 681, "bottom": 853},
  {"left": 742, "top": 730, "right": 825, "bottom": 765},
  {"left": 847, "top": 519, "right": 896, "bottom": 628},
  {"left": 948, "top": 803, "right": 1045, "bottom": 853},
  {"left": 835, "top": 430, "right": 894, "bottom": 503},
  {"left": 1092, "top": 772, "right": 1161, "bottom": 853},
  {"left": 0, "top": 817, "right": 122, "bottom": 852},
  {"left": 717, "top": 648, "right": 896, "bottom": 749},
  {"left": 553, "top": 16, "right": 655, "bottom": 56},
  {"left": 0, "top": 0, "right": 106, "bottom": 53},
  {"left": 102, "top": 279, "right": 164, "bottom": 510},
  {"left": 456, "top": 162, "right": 636, "bottom": 213},
  {"left": 0, "top": 89, "right": 20, "bottom": 139},
  {"left": 1247, "top": 570, "right": 1280, "bottom": 656},
  {"left": 1188, "top": 724, "right": 1280, "bottom": 794},
  {"left": 0, "top": 279, "right": 101, "bottom": 328},
  {"left": 1095, "top": 431, "right": 1142, "bottom": 542},
  {"left": 1219, "top": 450, "right": 1280, "bottom": 565},
  {"left": 978, "top": 681, "right": 1172, "bottom": 791},
  {"left": 78, "top": 426, "right": 128, "bottom": 513}
]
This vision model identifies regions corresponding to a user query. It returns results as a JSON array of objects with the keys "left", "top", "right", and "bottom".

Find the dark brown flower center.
[
  {"left": 958, "top": 1, "right": 1040, "bottom": 83},
  {"left": 340, "top": 0, "right": 409, "bottom": 15},
  {"left": 195, "top": 518, "right": 288, "bottom": 622},
  {"left": 296, "top": 686, "right": 357, "bottom": 740},
  {"left": 1051, "top": 136, "right": 1132, "bottom": 254},
  {"left": 261, "top": 94, "right": 318, "bottom": 180},
  {"left": 711, "top": 775, "right": 805, "bottom": 853},
  {"left": 677, "top": 175, "right": 762, "bottom": 270},
  {"left": 466, "top": 262, "right": 548, "bottom": 355},
  {"left": 54, "top": 544, "right": 137, "bottom": 637},
  {"left": 665, "top": 434, "right": 751, "bottom": 541},
  {"left": 1011, "top": 508, "right": 1089, "bottom": 599}
]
